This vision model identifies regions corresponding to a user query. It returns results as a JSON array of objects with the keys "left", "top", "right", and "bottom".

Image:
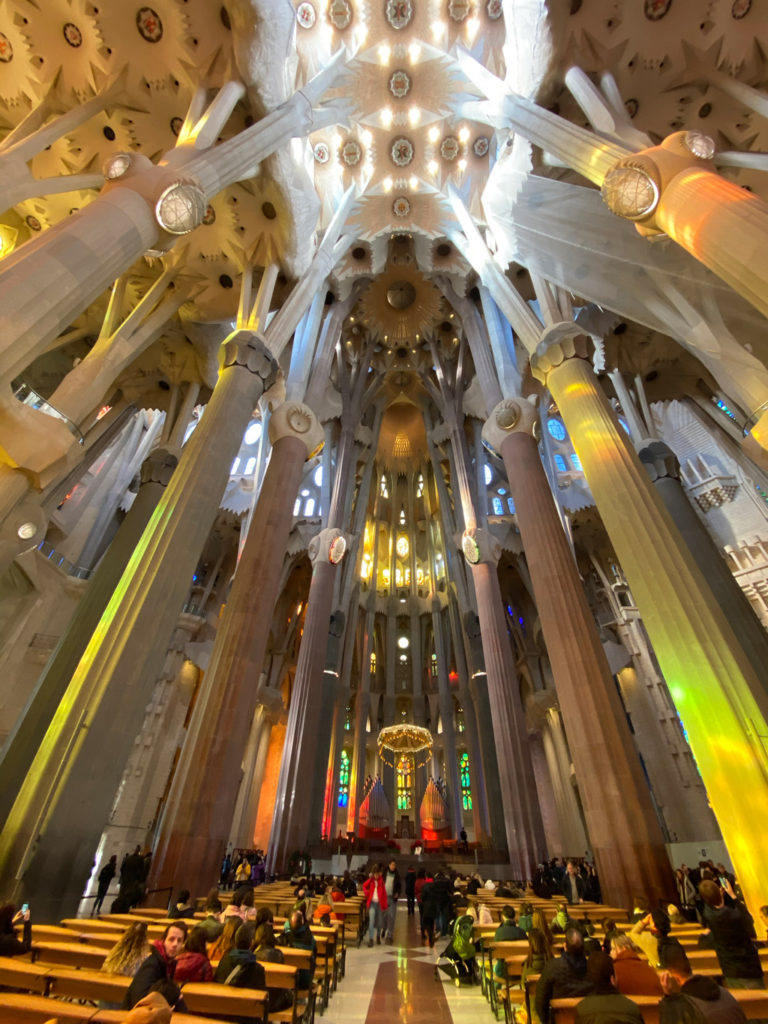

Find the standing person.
[
  {"left": 94, "top": 855, "right": 117, "bottom": 915},
  {"left": 562, "top": 860, "right": 586, "bottom": 904},
  {"left": 220, "top": 850, "right": 232, "bottom": 887},
  {"left": 124, "top": 922, "right": 187, "bottom": 1009},
  {"left": 420, "top": 873, "right": 439, "bottom": 948},
  {"left": 0, "top": 903, "right": 31, "bottom": 957},
  {"left": 459, "top": 827, "right": 468, "bottom": 854},
  {"left": 415, "top": 868, "right": 432, "bottom": 940},
  {"left": 363, "top": 864, "right": 387, "bottom": 947},
  {"left": 103, "top": 922, "right": 151, "bottom": 977},
  {"left": 675, "top": 867, "right": 697, "bottom": 920},
  {"left": 698, "top": 879, "right": 765, "bottom": 991},
  {"left": 405, "top": 866, "right": 417, "bottom": 916},
  {"left": 383, "top": 859, "right": 401, "bottom": 943}
]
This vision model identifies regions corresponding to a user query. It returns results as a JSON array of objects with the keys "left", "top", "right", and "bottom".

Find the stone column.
[
  {"left": 530, "top": 325, "right": 768, "bottom": 921},
  {"left": 462, "top": 530, "right": 547, "bottom": 878},
  {"left": 430, "top": 599, "right": 464, "bottom": 833},
  {"left": 228, "top": 688, "right": 285, "bottom": 851},
  {"left": 0, "top": 445, "right": 178, "bottom": 827},
  {"left": 484, "top": 395, "right": 674, "bottom": 907},
  {"left": 148, "top": 401, "right": 322, "bottom": 896},
  {"left": 0, "top": 331, "right": 277, "bottom": 920},
  {"left": 266, "top": 527, "right": 347, "bottom": 874},
  {"left": 639, "top": 438, "right": 768, "bottom": 688}
]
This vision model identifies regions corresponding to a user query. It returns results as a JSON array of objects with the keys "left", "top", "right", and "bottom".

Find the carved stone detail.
[
  {"left": 218, "top": 331, "right": 278, "bottom": 386},
  {"left": 268, "top": 401, "right": 324, "bottom": 459},
  {"left": 637, "top": 439, "right": 680, "bottom": 483},
  {"left": 483, "top": 397, "right": 537, "bottom": 458},
  {"left": 530, "top": 323, "right": 594, "bottom": 385},
  {"left": 140, "top": 448, "right": 178, "bottom": 487}
]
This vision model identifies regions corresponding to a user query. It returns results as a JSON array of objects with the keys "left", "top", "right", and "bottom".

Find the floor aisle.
[{"left": 327, "top": 905, "right": 489, "bottom": 1024}]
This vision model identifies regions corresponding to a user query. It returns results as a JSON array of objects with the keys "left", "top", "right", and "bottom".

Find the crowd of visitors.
[{"left": 0, "top": 853, "right": 765, "bottom": 1024}]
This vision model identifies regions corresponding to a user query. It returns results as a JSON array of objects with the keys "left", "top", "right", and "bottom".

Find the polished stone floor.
[{"left": 327, "top": 905, "right": 488, "bottom": 1024}]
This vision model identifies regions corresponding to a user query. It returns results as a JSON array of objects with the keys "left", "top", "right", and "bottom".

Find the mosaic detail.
[
  {"left": 643, "top": 0, "right": 672, "bottom": 20},
  {"left": 440, "top": 136, "right": 459, "bottom": 161},
  {"left": 448, "top": 0, "right": 470, "bottom": 21},
  {"left": 25, "top": 214, "right": 41, "bottom": 231},
  {"left": 329, "top": 0, "right": 352, "bottom": 28},
  {"left": 389, "top": 69, "right": 411, "bottom": 99},
  {"left": 0, "top": 33, "right": 13, "bottom": 62},
  {"left": 472, "top": 136, "right": 490, "bottom": 157},
  {"left": 732, "top": 0, "right": 751, "bottom": 16},
  {"left": 202, "top": 205, "right": 216, "bottom": 225},
  {"left": 385, "top": 0, "right": 413, "bottom": 30},
  {"left": 297, "top": 1, "right": 317, "bottom": 26},
  {"left": 63, "top": 23, "right": 83, "bottom": 47},
  {"left": 170, "top": 116, "right": 183, "bottom": 136},
  {"left": 136, "top": 7, "right": 163, "bottom": 42},
  {"left": 341, "top": 138, "right": 362, "bottom": 165},
  {"left": 393, "top": 196, "right": 411, "bottom": 217},
  {"left": 313, "top": 141, "right": 330, "bottom": 163},
  {"left": 391, "top": 136, "right": 414, "bottom": 166},
  {"left": 486, "top": 0, "right": 503, "bottom": 19}
]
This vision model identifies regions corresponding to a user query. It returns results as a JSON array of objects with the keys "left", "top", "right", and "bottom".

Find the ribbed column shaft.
[
  {"left": 469, "top": 560, "right": 546, "bottom": 878},
  {"left": 500, "top": 428, "right": 673, "bottom": 906},
  {"left": 546, "top": 354, "right": 768, "bottom": 921},
  {"left": 0, "top": 338, "right": 275, "bottom": 921},
  {"left": 149, "top": 433, "right": 307, "bottom": 897}
]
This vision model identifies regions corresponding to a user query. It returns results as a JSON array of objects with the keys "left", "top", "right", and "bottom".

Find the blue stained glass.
[
  {"left": 571, "top": 453, "right": 583, "bottom": 471},
  {"left": 507, "top": 497, "right": 515, "bottom": 514},
  {"left": 547, "top": 417, "right": 566, "bottom": 441},
  {"left": 492, "top": 496, "right": 504, "bottom": 515},
  {"left": 554, "top": 454, "right": 567, "bottom": 471}
]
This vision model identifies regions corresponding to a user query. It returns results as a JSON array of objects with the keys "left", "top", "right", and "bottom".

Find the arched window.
[
  {"left": 293, "top": 497, "right": 301, "bottom": 516},
  {"left": 554, "top": 454, "right": 567, "bottom": 472},
  {"left": 313, "top": 464, "right": 323, "bottom": 486},
  {"left": 380, "top": 474, "right": 389, "bottom": 498},
  {"left": 492, "top": 496, "right": 504, "bottom": 515},
  {"left": 304, "top": 497, "right": 315, "bottom": 516},
  {"left": 244, "top": 456, "right": 257, "bottom": 475},
  {"left": 483, "top": 463, "right": 492, "bottom": 485},
  {"left": 459, "top": 752, "right": 472, "bottom": 810},
  {"left": 507, "top": 497, "right": 516, "bottom": 515},
  {"left": 244, "top": 421, "right": 262, "bottom": 446},
  {"left": 417, "top": 473, "right": 424, "bottom": 497},
  {"left": 230, "top": 457, "right": 241, "bottom": 475},
  {"left": 344, "top": 705, "right": 352, "bottom": 730},
  {"left": 338, "top": 750, "right": 350, "bottom": 807},
  {"left": 370, "top": 651, "right": 377, "bottom": 675},
  {"left": 570, "top": 453, "right": 583, "bottom": 472},
  {"left": 397, "top": 755, "right": 413, "bottom": 810}
]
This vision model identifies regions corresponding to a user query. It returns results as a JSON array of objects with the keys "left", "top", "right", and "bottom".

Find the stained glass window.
[
  {"left": 338, "top": 750, "right": 350, "bottom": 807},
  {"left": 547, "top": 417, "right": 566, "bottom": 441},
  {"left": 459, "top": 752, "right": 472, "bottom": 810},
  {"left": 571, "top": 453, "right": 583, "bottom": 472},
  {"left": 397, "top": 755, "right": 413, "bottom": 810},
  {"left": 396, "top": 535, "right": 409, "bottom": 558},
  {"left": 554, "top": 454, "right": 567, "bottom": 472},
  {"left": 492, "top": 496, "right": 504, "bottom": 515},
  {"left": 370, "top": 651, "right": 377, "bottom": 675}
]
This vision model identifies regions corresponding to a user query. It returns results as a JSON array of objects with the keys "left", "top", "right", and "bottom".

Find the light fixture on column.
[
  {"left": 329, "top": 534, "right": 347, "bottom": 564},
  {"left": 16, "top": 522, "right": 37, "bottom": 540},
  {"left": 601, "top": 164, "right": 660, "bottom": 220},
  {"left": 102, "top": 153, "right": 133, "bottom": 180},
  {"left": 155, "top": 181, "right": 207, "bottom": 235},
  {"left": 682, "top": 131, "right": 716, "bottom": 160}
]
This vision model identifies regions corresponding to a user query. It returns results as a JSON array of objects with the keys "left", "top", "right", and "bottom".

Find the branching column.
[
  {"left": 0, "top": 332, "right": 277, "bottom": 919},
  {"left": 149, "top": 401, "right": 322, "bottom": 897},
  {"left": 530, "top": 326, "right": 768, "bottom": 920}
]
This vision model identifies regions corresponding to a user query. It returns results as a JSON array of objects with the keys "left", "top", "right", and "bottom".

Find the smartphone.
[{"left": 21, "top": 903, "right": 29, "bottom": 915}]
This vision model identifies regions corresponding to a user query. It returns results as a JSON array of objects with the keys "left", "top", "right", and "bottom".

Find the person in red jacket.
[{"left": 363, "top": 864, "right": 388, "bottom": 948}]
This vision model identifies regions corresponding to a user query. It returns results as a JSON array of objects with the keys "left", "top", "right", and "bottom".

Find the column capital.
[
  {"left": 308, "top": 527, "right": 349, "bottom": 567},
  {"left": 139, "top": 448, "right": 178, "bottom": 488},
  {"left": 461, "top": 527, "right": 501, "bottom": 567},
  {"left": 218, "top": 330, "right": 278, "bottom": 387},
  {"left": 530, "top": 323, "right": 596, "bottom": 386},
  {"left": 482, "top": 398, "right": 538, "bottom": 458},
  {"left": 268, "top": 401, "right": 324, "bottom": 460},
  {"left": 636, "top": 439, "right": 680, "bottom": 483}
]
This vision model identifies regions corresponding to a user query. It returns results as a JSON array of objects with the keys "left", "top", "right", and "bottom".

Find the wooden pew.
[
  {"left": 0, "top": 993, "right": 96, "bottom": 1022},
  {"left": 94, "top": 1010, "right": 227, "bottom": 1024},
  {"left": 0, "top": 955, "right": 51, "bottom": 994},
  {"left": 46, "top": 965, "right": 130, "bottom": 1003},
  {"left": 182, "top": 980, "right": 268, "bottom": 1021},
  {"left": 551, "top": 989, "right": 768, "bottom": 1023},
  {"left": 30, "top": 941, "right": 107, "bottom": 971}
]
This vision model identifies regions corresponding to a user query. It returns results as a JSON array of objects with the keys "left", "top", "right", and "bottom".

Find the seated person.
[
  {"left": 551, "top": 902, "right": 577, "bottom": 935},
  {"left": 279, "top": 910, "right": 317, "bottom": 989},
  {"left": 575, "top": 951, "right": 643, "bottom": 1023},
  {"left": 610, "top": 933, "right": 663, "bottom": 996},
  {"left": 198, "top": 890, "right": 225, "bottom": 942},
  {"left": 124, "top": 922, "right": 187, "bottom": 1009},
  {"left": 0, "top": 903, "right": 31, "bottom": 956},
  {"left": 535, "top": 926, "right": 593, "bottom": 1024},
  {"left": 174, "top": 925, "right": 213, "bottom": 983},
  {"left": 630, "top": 907, "right": 677, "bottom": 968},
  {"left": 659, "top": 943, "right": 748, "bottom": 1022},
  {"left": 168, "top": 888, "right": 196, "bottom": 919},
  {"left": 214, "top": 921, "right": 267, "bottom": 989},
  {"left": 494, "top": 905, "right": 527, "bottom": 941}
]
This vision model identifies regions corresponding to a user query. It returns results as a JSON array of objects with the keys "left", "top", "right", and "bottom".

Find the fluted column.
[
  {"left": 484, "top": 395, "right": 673, "bottom": 906},
  {"left": 530, "top": 325, "right": 768, "bottom": 920},
  {"left": 0, "top": 446, "right": 178, "bottom": 827},
  {"left": 149, "top": 401, "right": 322, "bottom": 896},
  {"left": 0, "top": 331, "right": 277, "bottom": 920},
  {"left": 462, "top": 529, "right": 547, "bottom": 878}
]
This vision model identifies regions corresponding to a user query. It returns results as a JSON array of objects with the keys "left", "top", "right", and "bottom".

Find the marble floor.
[{"left": 326, "top": 905, "right": 489, "bottom": 1024}]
